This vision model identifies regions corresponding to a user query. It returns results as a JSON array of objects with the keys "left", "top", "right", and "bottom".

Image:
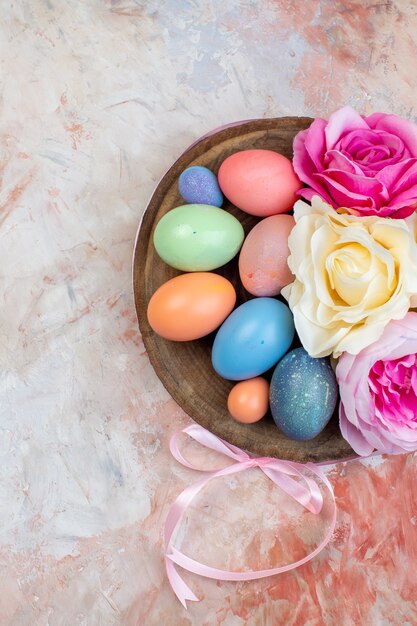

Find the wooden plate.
[{"left": 133, "top": 118, "right": 355, "bottom": 463}]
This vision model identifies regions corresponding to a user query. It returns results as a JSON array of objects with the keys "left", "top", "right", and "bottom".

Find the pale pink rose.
[
  {"left": 293, "top": 106, "right": 417, "bottom": 218},
  {"left": 336, "top": 313, "right": 417, "bottom": 456}
]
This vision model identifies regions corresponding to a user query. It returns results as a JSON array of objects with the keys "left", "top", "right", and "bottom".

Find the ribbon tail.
[{"left": 165, "top": 555, "right": 199, "bottom": 609}]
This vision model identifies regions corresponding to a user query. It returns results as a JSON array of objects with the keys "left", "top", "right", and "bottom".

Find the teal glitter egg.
[{"left": 270, "top": 348, "right": 338, "bottom": 441}]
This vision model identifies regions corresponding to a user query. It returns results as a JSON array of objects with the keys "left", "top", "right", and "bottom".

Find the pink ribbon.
[{"left": 164, "top": 424, "right": 337, "bottom": 608}]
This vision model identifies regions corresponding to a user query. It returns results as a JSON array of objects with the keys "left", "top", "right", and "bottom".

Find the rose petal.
[
  {"left": 339, "top": 403, "right": 375, "bottom": 456},
  {"left": 297, "top": 185, "right": 335, "bottom": 206},
  {"left": 325, "top": 169, "right": 388, "bottom": 199},
  {"left": 293, "top": 121, "right": 332, "bottom": 201},
  {"left": 367, "top": 203, "right": 415, "bottom": 219},
  {"left": 367, "top": 112, "right": 417, "bottom": 156},
  {"left": 340, "top": 130, "right": 382, "bottom": 151},
  {"left": 314, "top": 170, "right": 383, "bottom": 209},
  {"left": 325, "top": 105, "right": 369, "bottom": 149},
  {"left": 357, "top": 145, "right": 390, "bottom": 162},
  {"left": 324, "top": 150, "right": 364, "bottom": 175},
  {"left": 375, "top": 158, "right": 417, "bottom": 191},
  {"left": 338, "top": 130, "right": 404, "bottom": 169},
  {"left": 303, "top": 118, "right": 327, "bottom": 170},
  {"left": 384, "top": 192, "right": 417, "bottom": 218}
]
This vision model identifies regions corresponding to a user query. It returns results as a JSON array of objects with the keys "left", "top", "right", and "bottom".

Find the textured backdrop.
[{"left": 1, "top": 1, "right": 417, "bottom": 624}]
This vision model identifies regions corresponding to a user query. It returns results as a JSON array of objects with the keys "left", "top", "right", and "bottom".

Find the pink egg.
[
  {"left": 218, "top": 149, "right": 301, "bottom": 216},
  {"left": 239, "top": 214, "right": 295, "bottom": 296}
]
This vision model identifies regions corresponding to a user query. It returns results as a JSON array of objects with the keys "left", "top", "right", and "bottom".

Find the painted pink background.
[{"left": 1, "top": 1, "right": 417, "bottom": 624}]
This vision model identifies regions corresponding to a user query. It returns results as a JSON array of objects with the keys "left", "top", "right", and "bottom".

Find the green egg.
[{"left": 153, "top": 204, "right": 244, "bottom": 271}]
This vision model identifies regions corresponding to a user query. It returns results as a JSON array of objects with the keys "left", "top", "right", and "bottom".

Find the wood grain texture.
[{"left": 134, "top": 118, "right": 355, "bottom": 462}]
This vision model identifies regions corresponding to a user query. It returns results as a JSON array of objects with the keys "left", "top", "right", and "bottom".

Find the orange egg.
[
  {"left": 147, "top": 272, "right": 236, "bottom": 341},
  {"left": 227, "top": 377, "right": 270, "bottom": 423}
]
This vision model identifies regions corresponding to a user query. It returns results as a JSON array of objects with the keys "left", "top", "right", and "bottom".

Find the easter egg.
[
  {"left": 147, "top": 272, "right": 236, "bottom": 341},
  {"left": 227, "top": 377, "right": 270, "bottom": 423},
  {"left": 218, "top": 149, "right": 301, "bottom": 216},
  {"left": 154, "top": 204, "right": 244, "bottom": 271},
  {"left": 270, "top": 348, "right": 338, "bottom": 441},
  {"left": 178, "top": 166, "right": 223, "bottom": 207},
  {"left": 212, "top": 298, "right": 295, "bottom": 380},
  {"left": 239, "top": 214, "right": 295, "bottom": 296}
]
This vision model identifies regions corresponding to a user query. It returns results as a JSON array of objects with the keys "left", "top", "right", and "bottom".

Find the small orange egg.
[
  {"left": 227, "top": 377, "right": 270, "bottom": 423},
  {"left": 147, "top": 272, "right": 236, "bottom": 341}
]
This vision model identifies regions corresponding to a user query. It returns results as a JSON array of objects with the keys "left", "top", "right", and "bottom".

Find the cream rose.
[{"left": 282, "top": 196, "right": 417, "bottom": 357}]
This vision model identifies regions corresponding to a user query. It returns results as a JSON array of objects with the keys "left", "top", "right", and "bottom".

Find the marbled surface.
[{"left": 1, "top": 1, "right": 417, "bottom": 624}]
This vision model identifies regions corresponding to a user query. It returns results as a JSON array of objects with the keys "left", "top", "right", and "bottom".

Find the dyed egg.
[
  {"left": 154, "top": 204, "right": 244, "bottom": 271},
  {"left": 212, "top": 298, "right": 295, "bottom": 380},
  {"left": 270, "top": 348, "right": 338, "bottom": 441},
  {"left": 178, "top": 166, "right": 223, "bottom": 207},
  {"left": 227, "top": 377, "right": 270, "bottom": 423},
  {"left": 218, "top": 149, "right": 301, "bottom": 216},
  {"left": 239, "top": 214, "right": 295, "bottom": 296},
  {"left": 147, "top": 272, "right": 236, "bottom": 341}
]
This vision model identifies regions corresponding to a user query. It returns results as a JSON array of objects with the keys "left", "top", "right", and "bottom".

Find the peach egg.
[
  {"left": 147, "top": 272, "right": 236, "bottom": 341},
  {"left": 239, "top": 214, "right": 295, "bottom": 296},
  {"left": 227, "top": 377, "right": 270, "bottom": 423}
]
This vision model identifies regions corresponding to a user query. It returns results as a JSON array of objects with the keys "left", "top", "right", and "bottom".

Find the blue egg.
[
  {"left": 212, "top": 298, "right": 295, "bottom": 381},
  {"left": 179, "top": 166, "right": 223, "bottom": 207},
  {"left": 270, "top": 348, "right": 338, "bottom": 441}
]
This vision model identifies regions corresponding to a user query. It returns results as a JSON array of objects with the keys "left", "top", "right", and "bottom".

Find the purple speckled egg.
[{"left": 178, "top": 166, "right": 223, "bottom": 207}]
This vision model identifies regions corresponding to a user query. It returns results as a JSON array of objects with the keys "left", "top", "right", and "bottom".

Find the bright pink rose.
[
  {"left": 293, "top": 106, "right": 417, "bottom": 218},
  {"left": 336, "top": 313, "right": 417, "bottom": 456}
]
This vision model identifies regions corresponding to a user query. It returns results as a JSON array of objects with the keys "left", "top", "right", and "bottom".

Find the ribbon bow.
[{"left": 165, "top": 424, "right": 337, "bottom": 608}]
